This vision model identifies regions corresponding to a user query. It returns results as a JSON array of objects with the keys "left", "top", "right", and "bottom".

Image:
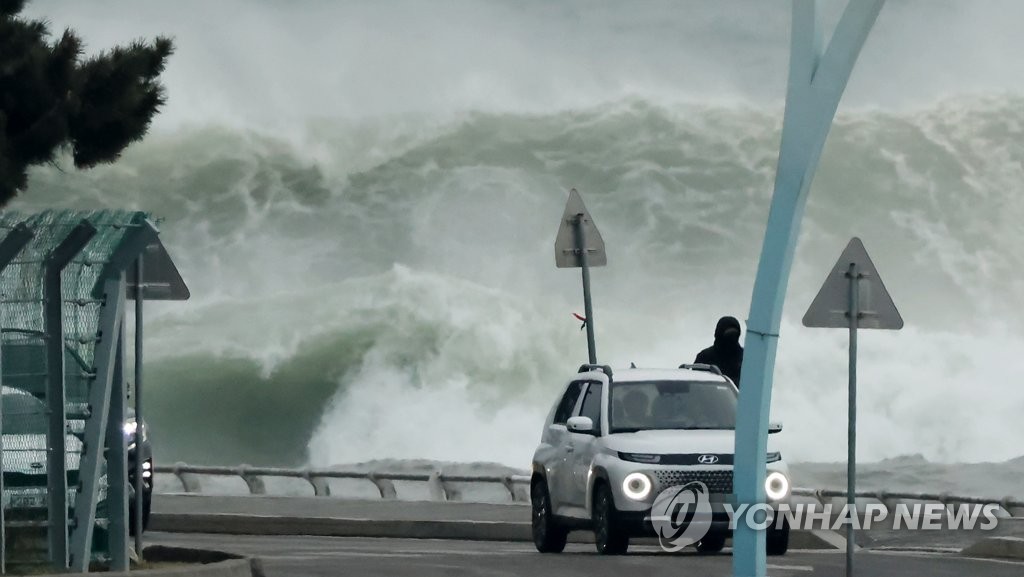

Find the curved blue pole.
[{"left": 732, "top": 2, "right": 885, "bottom": 576}]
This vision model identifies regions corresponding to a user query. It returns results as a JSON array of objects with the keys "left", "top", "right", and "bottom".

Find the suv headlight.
[
  {"left": 765, "top": 471, "right": 790, "bottom": 501},
  {"left": 622, "top": 472, "right": 652, "bottom": 500},
  {"left": 618, "top": 452, "right": 661, "bottom": 464}
]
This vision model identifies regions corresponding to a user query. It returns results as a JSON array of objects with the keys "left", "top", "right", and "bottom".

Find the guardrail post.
[
  {"left": 427, "top": 472, "right": 448, "bottom": 501},
  {"left": 239, "top": 466, "right": 266, "bottom": 495},
  {"left": 875, "top": 491, "right": 894, "bottom": 515},
  {"left": 306, "top": 474, "right": 331, "bottom": 497},
  {"left": 172, "top": 463, "right": 201, "bottom": 493},
  {"left": 501, "top": 477, "right": 518, "bottom": 502},
  {"left": 1001, "top": 497, "right": 1023, "bottom": 518},
  {"left": 502, "top": 477, "right": 530, "bottom": 503},
  {"left": 367, "top": 474, "right": 397, "bottom": 500},
  {"left": 510, "top": 475, "right": 531, "bottom": 502}
]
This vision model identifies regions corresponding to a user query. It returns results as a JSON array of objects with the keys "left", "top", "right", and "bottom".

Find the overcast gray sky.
[{"left": 25, "top": 0, "right": 1024, "bottom": 128}]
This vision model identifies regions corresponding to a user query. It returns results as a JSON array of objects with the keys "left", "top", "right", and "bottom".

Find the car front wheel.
[
  {"left": 531, "top": 479, "right": 567, "bottom": 553},
  {"left": 767, "top": 520, "right": 790, "bottom": 556},
  {"left": 592, "top": 483, "right": 628, "bottom": 555},
  {"left": 128, "top": 490, "right": 151, "bottom": 536},
  {"left": 696, "top": 532, "right": 727, "bottom": 554}
]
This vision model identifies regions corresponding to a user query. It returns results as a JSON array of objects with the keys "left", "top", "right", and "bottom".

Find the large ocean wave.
[{"left": 14, "top": 95, "right": 1024, "bottom": 471}]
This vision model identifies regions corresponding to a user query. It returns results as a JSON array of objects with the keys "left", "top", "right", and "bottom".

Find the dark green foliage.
[{"left": 0, "top": 1, "right": 173, "bottom": 203}]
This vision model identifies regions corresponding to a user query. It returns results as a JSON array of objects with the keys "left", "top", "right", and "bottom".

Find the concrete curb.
[
  {"left": 150, "top": 512, "right": 839, "bottom": 549},
  {"left": 961, "top": 536, "right": 1024, "bottom": 561},
  {"left": 153, "top": 513, "right": 534, "bottom": 541}
]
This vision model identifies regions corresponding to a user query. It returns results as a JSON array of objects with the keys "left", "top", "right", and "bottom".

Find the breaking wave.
[{"left": 15, "top": 94, "right": 1024, "bottom": 473}]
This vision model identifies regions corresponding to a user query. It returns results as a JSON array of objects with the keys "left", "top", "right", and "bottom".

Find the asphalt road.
[
  {"left": 150, "top": 532, "right": 1024, "bottom": 577},
  {"left": 153, "top": 494, "right": 1024, "bottom": 550}
]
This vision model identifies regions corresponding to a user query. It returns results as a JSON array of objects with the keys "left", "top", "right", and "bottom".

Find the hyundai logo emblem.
[{"left": 697, "top": 454, "right": 719, "bottom": 465}]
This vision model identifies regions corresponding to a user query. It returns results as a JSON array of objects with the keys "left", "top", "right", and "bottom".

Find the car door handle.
[{"left": 566, "top": 445, "right": 574, "bottom": 453}]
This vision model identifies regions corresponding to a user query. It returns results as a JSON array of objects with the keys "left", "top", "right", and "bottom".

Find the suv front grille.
[{"left": 654, "top": 469, "right": 733, "bottom": 494}]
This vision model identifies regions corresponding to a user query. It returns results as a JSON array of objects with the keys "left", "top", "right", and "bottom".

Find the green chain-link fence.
[{"left": 0, "top": 210, "right": 148, "bottom": 567}]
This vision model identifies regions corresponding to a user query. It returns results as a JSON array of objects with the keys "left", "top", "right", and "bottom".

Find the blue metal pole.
[
  {"left": 107, "top": 309, "right": 129, "bottom": 571},
  {"left": 732, "top": 2, "right": 884, "bottom": 576}
]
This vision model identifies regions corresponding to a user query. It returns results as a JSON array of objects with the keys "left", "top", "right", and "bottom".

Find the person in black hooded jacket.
[{"left": 694, "top": 316, "right": 744, "bottom": 386}]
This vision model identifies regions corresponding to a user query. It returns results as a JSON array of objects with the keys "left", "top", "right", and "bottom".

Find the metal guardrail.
[
  {"left": 155, "top": 464, "right": 532, "bottom": 502},
  {"left": 155, "top": 463, "right": 1024, "bottom": 515}
]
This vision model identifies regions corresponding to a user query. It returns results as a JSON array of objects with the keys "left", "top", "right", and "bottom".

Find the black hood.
[{"left": 714, "top": 316, "right": 742, "bottom": 340}]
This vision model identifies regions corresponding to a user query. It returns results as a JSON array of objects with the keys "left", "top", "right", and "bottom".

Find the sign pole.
[
  {"left": 574, "top": 214, "right": 597, "bottom": 364},
  {"left": 846, "top": 262, "right": 860, "bottom": 577},
  {"left": 804, "top": 238, "right": 902, "bottom": 577},
  {"left": 554, "top": 188, "right": 605, "bottom": 364}
]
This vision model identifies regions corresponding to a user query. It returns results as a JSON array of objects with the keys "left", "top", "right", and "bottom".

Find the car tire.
[
  {"left": 767, "top": 520, "right": 790, "bottom": 556},
  {"left": 128, "top": 490, "right": 152, "bottom": 536},
  {"left": 696, "top": 532, "right": 727, "bottom": 554},
  {"left": 142, "top": 489, "right": 151, "bottom": 531},
  {"left": 531, "top": 479, "right": 568, "bottom": 553},
  {"left": 592, "top": 483, "right": 629, "bottom": 555}
]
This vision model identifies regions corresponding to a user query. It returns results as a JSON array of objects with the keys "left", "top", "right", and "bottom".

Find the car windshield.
[{"left": 609, "top": 380, "right": 737, "bottom": 433}]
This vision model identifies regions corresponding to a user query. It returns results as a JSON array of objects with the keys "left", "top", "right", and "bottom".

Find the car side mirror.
[
  {"left": 567, "top": 416, "right": 594, "bottom": 434},
  {"left": 768, "top": 422, "right": 783, "bottom": 434}
]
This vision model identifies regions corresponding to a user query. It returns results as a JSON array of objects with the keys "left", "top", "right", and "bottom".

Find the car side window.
[
  {"left": 553, "top": 381, "right": 585, "bottom": 425},
  {"left": 578, "top": 382, "right": 603, "bottom": 433}
]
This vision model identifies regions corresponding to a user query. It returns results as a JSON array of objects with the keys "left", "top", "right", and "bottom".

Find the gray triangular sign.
[
  {"left": 802, "top": 237, "right": 903, "bottom": 330},
  {"left": 554, "top": 188, "right": 607, "bottom": 268}
]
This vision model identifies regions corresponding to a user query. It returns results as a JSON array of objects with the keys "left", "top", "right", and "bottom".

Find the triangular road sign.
[
  {"left": 802, "top": 237, "right": 903, "bottom": 330},
  {"left": 554, "top": 188, "right": 606, "bottom": 268}
]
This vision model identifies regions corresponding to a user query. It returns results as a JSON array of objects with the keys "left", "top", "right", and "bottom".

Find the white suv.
[{"left": 530, "top": 364, "right": 791, "bottom": 555}]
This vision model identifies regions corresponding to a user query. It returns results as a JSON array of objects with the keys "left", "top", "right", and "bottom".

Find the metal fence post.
[
  {"left": 43, "top": 221, "right": 97, "bottom": 569},
  {"left": 106, "top": 311, "right": 129, "bottom": 571},
  {"left": 0, "top": 223, "right": 34, "bottom": 575},
  {"left": 68, "top": 219, "right": 157, "bottom": 572},
  {"left": 67, "top": 275, "right": 125, "bottom": 571}
]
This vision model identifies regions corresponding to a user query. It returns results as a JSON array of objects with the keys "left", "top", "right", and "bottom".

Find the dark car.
[
  {"left": 124, "top": 411, "right": 153, "bottom": 533},
  {"left": 2, "top": 340, "right": 153, "bottom": 533}
]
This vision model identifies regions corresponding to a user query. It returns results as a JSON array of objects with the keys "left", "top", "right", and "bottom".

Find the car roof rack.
[
  {"left": 578, "top": 364, "right": 613, "bottom": 380},
  {"left": 678, "top": 363, "right": 723, "bottom": 376}
]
